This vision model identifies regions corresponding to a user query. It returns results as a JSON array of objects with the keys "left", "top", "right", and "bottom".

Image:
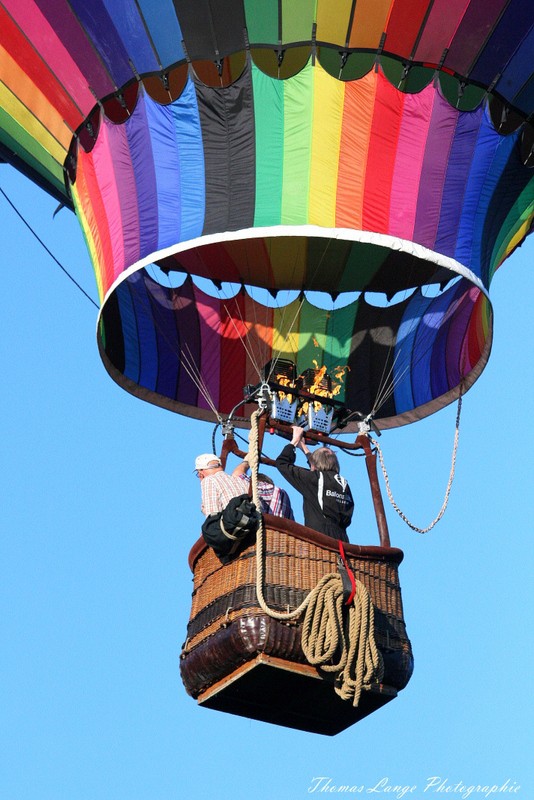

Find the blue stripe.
[{"left": 170, "top": 78, "right": 206, "bottom": 242}]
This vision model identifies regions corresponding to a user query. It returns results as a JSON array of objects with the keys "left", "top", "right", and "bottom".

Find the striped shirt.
[{"left": 201, "top": 471, "right": 293, "bottom": 520}]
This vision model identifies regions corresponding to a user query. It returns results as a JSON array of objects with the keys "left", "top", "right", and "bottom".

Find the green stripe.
[
  {"left": 323, "top": 299, "right": 359, "bottom": 403},
  {"left": 296, "top": 299, "right": 329, "bottom": 375},
  {"left": 281, "top": 59, "right": 313, "bottom": 224},
  {"left": 244, "top": 0, "right": 279, "bottom": 43},
  {"left": 339, "top": 242, "right": 388, "bottom": 291},
  {"left": 253, "top": 63, "right": 284, "bottom": 227},
  {"left": 282, "top": 0, "right": 317, "bottom": 44},
  {"left": 489, "top": 186, "right": 534, "bottom": 284},
  {"left": 0, "top": 111, "right": 65, "bottom": 196}
]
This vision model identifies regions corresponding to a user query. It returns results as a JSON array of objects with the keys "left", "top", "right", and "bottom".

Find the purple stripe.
[
  {"left": 173, "top": 279, "right": 201, "bottom": 407},
  {"left": 106, "top": 119, "right": 140, "bottom": 273},
  {"left": 34, "top": 0, "right": 116, "bottom": 97},
  {"left": 434, "top": 108, "right": 483, "bottom": 260},
  {"left": 68, "top": 0, "right": 135, "bottom": 89},
  {"left": 413, "top": 94, "right": 457, "bottom": 249},
  {"left": 125, "top": 92, "right": 159, "bottom": 261},
  {"left": 411, "top": 289, "right": 453, "bottom": 407},
  {"left": 445, "top": 0, "right": 509, "bottom": 77}
]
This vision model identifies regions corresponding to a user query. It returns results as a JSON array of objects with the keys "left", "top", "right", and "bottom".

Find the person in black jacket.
[{"left": 275, "top": 425, "right": 354, "bottom": 542}]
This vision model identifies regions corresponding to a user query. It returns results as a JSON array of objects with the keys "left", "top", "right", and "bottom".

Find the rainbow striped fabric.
[{"left": 2, "top": 1, "right": 534, "bottom": 428}]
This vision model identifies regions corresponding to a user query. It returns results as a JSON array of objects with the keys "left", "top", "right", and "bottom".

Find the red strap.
[{"left": 338, "top": 540, "right": 357, "bottom": 605}]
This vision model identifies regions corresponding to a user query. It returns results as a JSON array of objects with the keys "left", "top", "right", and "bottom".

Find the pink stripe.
[
  {"left": 3, "top": 0, "right": 96, "bottom": 118},
  {"left": 195, "top": 286, "right": 222, "bottom": 412},
  {"left": 388, "top": 85, "right": 436, "bottom": 241},
  {"left": 92, "top": 122, "right": 125, "bottom": 283}
]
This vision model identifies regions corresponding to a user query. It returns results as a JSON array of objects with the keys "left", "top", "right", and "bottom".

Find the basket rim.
[{"left": 188, "top": 513, "right": 404, "bottom": 572}]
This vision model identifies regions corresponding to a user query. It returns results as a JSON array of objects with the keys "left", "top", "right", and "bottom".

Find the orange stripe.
[
  {"left": 362, "top": 72, "right": 405, "bottom": 234},
  {"left": 336, "top": 71, "right": 377, "bottom": 229},
  {"left": 75, "top": 153, "right": 115, "bottom": 297}
]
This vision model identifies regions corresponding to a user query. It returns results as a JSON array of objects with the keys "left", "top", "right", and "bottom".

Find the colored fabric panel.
[
  {"left": 348, "top": 0, "right": 391, "bottom": 49},
  {"left": 195, "top": 63, "right": 255, "bottom": 236},
  {"left": 414, "top": 0, "right": 470, "bottom": 64},
  {"left": 193, "top": 285, "right": 223, "bottom": 412},
  {"left": 74, "top": 151, "right": 115, "bottom": 298},
  {"left": 92, "top": 121, "right": 126, "bottom": 284},
  {"left": 413, "top": 93, "right": 457, "bottom": 249},
  {"left": 173, "top": 0, "right": 246, "bottom": 60},
  {"left": 123, "top": 92, "right": 159, "bottom": 265},
  {"left": 281, "top": 60, "right": 313, "bottom": 225},
  {"left": 453, "top": 115, "right": 502, "bottom": 278},
  {"left": 296, "top": 301, "right": 330, "bottom": 373},
  {"left": 244, "top": 0, "right": 279, "bottom": 44},
  {"left": 363, "top": 73, "right": 404, "bottom": 235},
  {"left": 411, "top": 288, "right": 453, "bottom": 408},
  {"left": 115, "top": 279, "right": 141, "bottom": 384},
  {"left": 32, "top": 0, "right": 116, "bottom": 99},
  {"left": 144, "top": 99, "right": 183, "bottom": 252},
  {"left": 144, "top": 276, "right": 183, "bottom": 401},
  {"left": 252, "top": 63, "right": 284, "bottom": 228},
  {"left": 281, "top": 0, "right": 315, "bottom": 45},
  {"left": 444, "top": 0, "right": 509, "bottom": 78},
  {"left": 136, "top": 0, "right": 185, "bottom": 68},
  {"left": 434, "top": 107, "right": 482, "bottom": 260},
  {"left": 0, "top": 105, "right": 65, "bottom": 195},
  {"left": 67, "top": 0, "right": 138, "bottom": 90},
  {"left": 94, "top": 0, "right": 160, "bottom": 75},
  {"left": 393, "top": 291, "right": 433, "bottom": 415},
  {"left": 389, "top": 85, "right": 435, "bottom": 242},
  {"left": 384, "top": 0, "right": 432, "bottom": 57},
  {"left": 336, "top": 71, "right": 376, "bottom": 230},
  {"left": 323, "top": 299, "right": 359, "bottom": 404},
  {"left": 70, "top": 184, "right": 104, "bottom": 302},
  {"left": 345, "top": 296, "right": 409, "bottom": 420},
  {"left": 475, "top": 133, "right": 531, "bottom": 288},
  {"left": 241, "top": 291, "right": 274, "bottom": 388},
  {"left": 127, "top": 271, "right": 159, "bottom": 392},
  {"left": 316, "top": 0, "right": 353, "bottom": 47},
  {"left": 217, "top": 289, "right": 249, "bottom": 413},
  {"left": 104, "top": 121, "right": 140, "bottom": 281},
  {"left": 272, "top": 298, "right": 303, "bottom": 366},
  {"left": 2, "top": 0, "right": 95, "bottom": 117},
  {"left": 169, "top": 78, "right": 205, "bottom": 243},
  {"left": 309, "top": 64, "right": 344, "bottom": 228},
  {"left": 0, "top": 82, "right": 67, "bottom": 166}
]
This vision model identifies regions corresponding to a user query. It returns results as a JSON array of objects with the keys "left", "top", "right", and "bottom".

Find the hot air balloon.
[{"left": 2, "top": 0, "right": 534, "bottom": 734}]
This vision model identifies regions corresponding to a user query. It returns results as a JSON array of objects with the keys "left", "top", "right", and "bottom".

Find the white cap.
[{"left": 194, "top": 453, "right": 222, "bottom": 471}]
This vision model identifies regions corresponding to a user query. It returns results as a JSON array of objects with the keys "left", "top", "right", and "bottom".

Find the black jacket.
[{"left": 275, "top": 444, "right": 354, "bottom": 542}]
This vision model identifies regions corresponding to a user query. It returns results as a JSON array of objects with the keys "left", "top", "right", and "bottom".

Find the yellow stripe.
[
  {"left": 0, "top": 81, "right": 67, "bottom": 164},
  {"left": 71, "top": 180, "right": 104, "bottom": 304},
  {"left": 267, "top": 235, "right": 307, "bottom": 289},
  {"left": 272, "top": 298, "right": 303, "bottom": 362},
  {"left": 0, "top": 48, "right": 73, "bottom": 150},
  {"left": 309, "top": 62, "right": 344, "bottom": 227}
]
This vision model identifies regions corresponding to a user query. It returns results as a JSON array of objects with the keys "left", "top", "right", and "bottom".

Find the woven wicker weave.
[{"left": 181, "top": 515, "right": 413, "bottom": 699}]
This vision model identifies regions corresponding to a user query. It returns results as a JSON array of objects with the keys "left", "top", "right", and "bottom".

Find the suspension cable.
[
  {"left": 372, "top": 391, "right": 463, "bottom": 534},
  {"left": 0, "top": 185, "right": 99, "bottom": 309}
]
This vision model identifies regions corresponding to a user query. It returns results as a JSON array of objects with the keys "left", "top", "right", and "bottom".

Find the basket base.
[{"left": 197, "top": 654, "right": 397, "bottom": 736}]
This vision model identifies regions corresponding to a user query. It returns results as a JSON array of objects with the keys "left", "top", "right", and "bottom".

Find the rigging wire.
[
  {"left": 371, "top": 389, "right": 464, "bottom": 533},
  {"left": 0, "top": 184, "right": 99, "bottom": 309}
]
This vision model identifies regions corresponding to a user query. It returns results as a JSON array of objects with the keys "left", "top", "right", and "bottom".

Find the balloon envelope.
[{"left": 1, "top": 1, "right": 534, "bottom": 429}]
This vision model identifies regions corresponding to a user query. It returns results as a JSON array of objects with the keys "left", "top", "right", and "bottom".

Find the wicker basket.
[{"left": 180, "top": 515, "right": 413, "bottom": 701}]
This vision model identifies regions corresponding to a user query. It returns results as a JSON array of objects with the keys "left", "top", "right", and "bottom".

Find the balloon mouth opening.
[
  {"left": 101, "top": 226, "right": 487, "bottom": 310},
  {"left": 96, "top": 227, "right": 492, "bottom": 433}
]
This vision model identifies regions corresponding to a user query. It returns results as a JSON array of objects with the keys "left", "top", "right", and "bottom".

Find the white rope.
[{"left": 372, "top": 392, "right": 463, "bottom": 534}]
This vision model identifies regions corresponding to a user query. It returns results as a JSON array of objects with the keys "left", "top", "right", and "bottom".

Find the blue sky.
[{"left": 1, "top": 166, "right": 532, "bottom": 800}]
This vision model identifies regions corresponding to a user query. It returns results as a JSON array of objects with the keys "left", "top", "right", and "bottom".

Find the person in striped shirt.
[{"left": 195, "top": 453, "right": 294, "bottom": 520}]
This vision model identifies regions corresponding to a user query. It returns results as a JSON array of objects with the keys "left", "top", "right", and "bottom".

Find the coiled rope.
[
  {"left": 247, "top": 409, "right": 383, "bottom": 703},
  {"left": 371, "top": 391, "right": 463, "bottom": 534}
]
